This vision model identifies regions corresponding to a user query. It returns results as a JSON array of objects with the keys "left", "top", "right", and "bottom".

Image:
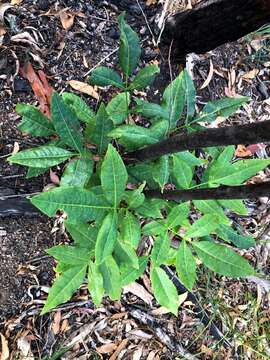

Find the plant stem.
[
  {"left": 144, "top": 182, "right": 270, "bottom": 201},
  {"left": 124, "top": 120, "right": 270, "bottom": 163}
]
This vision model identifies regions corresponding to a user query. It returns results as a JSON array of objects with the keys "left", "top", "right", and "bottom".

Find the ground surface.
[{"left": 0, "top": 0, "right": 270, "bottom": 359}]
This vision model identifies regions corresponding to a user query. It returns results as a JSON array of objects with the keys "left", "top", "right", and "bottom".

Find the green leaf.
[
  {"left": 62, "top": 92, "right": 96, "bottom": 124},
  {"left": 114, "top": 240, "right": 139, "bottom": 269},
  {"left": 176, "top": 240, "right": 196, "bottom": 291},
  {"left": 101, "top": 144, "right": 128, "bottom": 207},
  {"left": 89, "top": 67, "right": 124, "bottom": 88},
  {"left": 123, "top": 184, "right": 145, "bottom": 209},
  {"left": 119, "top": 211, "right": 141, "bottom": 248},
  {"left": 166, "top": 202, "right": 190, "bottom": 229},
  {"left": 128, "top": 163, "right": 157, "bottom": 189},
  {"left": 99, "top": 255, "right": 121, "bottom": 300},
  {"left": 136, "top": 198, "right": 165, "bottom": 218},
  {"left": 208, "top": 159, "right": 270, "bottom": 186},
  {"left": 193, "top": 200, "right": 229, "bottom": 224},
  {"left": 31, "top": 186, "right": 112, "bottom": 223},
  {"left": 218, "top": 200, "right": 248, "bottom": 216},
  {"left": 120, "top": 256, "right": 148, "bottom": 286},
  {"left": 41, "top": 265, "right": 87, "bottom": 314},
  {"left": 133, "top": 98, "right": 169, "bottom": 120},
  {"left": 51, "top": 92, "right": 84, "bottom": 153},
  {"left": 109, "top": 120, "right": 167, "bottom": 151},
  {"left": 95, "top": 212, "right": 118, "bottom": 264},
  {"left": 183, "top": 69, "right": 196, "bottom": 123},
  {"left": 88, "top": 260, "right": 104, "bottom": 306},
  {"left": 151, "top": 233, "right": 170, "bottom": 267},
  {"left": 8, "top": 146, "right": 74, "bottom": 168},
  {"left": 195, "top": 97, "right": 250, "bottom": 123},
  {"left": 60, "top": 158, "right": 93, "bottom": 187},
  {"left": 143, "top": 220, "right": 166, "bottom": 236},
  {"left": 130, "top": 64, "right": 160, "bottom": 90},
  {"left": 26, "top": 166, "right": 49, "bottom": 179},
  {"left": 185, "top": 214, "right": 220, "bottom": 238},
  {"left": 152, "top": 156, "right": 169, "bottom": 189},
  {"left": 172, "top": 153, "right": 193, "bottom": 189},
  {"left": 65, "top": 221, "right": 98, "bottom": 250},
  {"left": 118, "top": 12, "right": 141, "bottom": 77},
  {"left": 89, "top": 103, "right": 113, "bottom": 154},
  {"left": 215, "top": 224, "right": 255, "bottom": 249},
  {"left": 47, "top": 245, "right": 92, "bottom": 265},
  {"left": 203, "top": 146, "right": 235, "bottom": 181},
  {"left": 162, "top": 71, "right": 185, "bottom": 129},
  {"left": 150, "top": 267, "right": 179, "bottom": 315},
  {"left": 192, "top": 241, "right": 255, "bottom": 277},
  {"left": 106, "top": 92, "right": 130, "bottom": 125},
  {"left": 17, "top": 104, "right": 55, "bottom": 137}
]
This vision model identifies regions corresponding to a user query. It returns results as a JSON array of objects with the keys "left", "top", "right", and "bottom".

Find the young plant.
[{"left": 9, "top": 13, "right": 268, "bottom": 315}]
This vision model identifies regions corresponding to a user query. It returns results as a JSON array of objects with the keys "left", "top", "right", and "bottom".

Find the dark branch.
[
  {"left": 145, "top": 182, "right": 270, "bottom": 201},
  {"left": 125, "top": 120, "right": 270, "bottom": 164}
]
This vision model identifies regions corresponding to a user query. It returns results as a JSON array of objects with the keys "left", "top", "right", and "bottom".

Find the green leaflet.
[
  {"left": 65, "top": 221, "right": 98, "bottom": 250},
  {"left": 47, "top": 245, "right": 92, "bottom": 265},
  {"left": 151, "top": 233, "right": 170, "bottom": 267},
  {"left": 130, "top": 64, "right": 160, "bottom": 90},
  {"left": 192, "top": 241, "right": 255, "bottom": 277},
  {"left": 16, "top": 104, "right": 55, "bottom": 137},
  {"left": 51, "top": 92, "right": 84, "bottom": 153},
  {"left": 128, "top": 162, "right": 157, "bottom": 189},
  {"left": 173, "top": 151, "right": 205, "bottom": 167},
  {"left": 61, "top": 158, "right": 93, "bottom": 187},
  {"left": 183, "top": 69, "right": 196, "bottom": 123},
  {"left": 119, "top": 211, "right": 141, "bottom": 248},
  {"left": 176, "top": 240, "right": 196, "bottom": 291},
  {"left": 203, "top": 146, "right": 235, "bottom": 181},
  {"left": 218, "top": 199, "right": 248, "bottom": 216},
  {"left": 133, "top": 98, "right": 169, "bottom": 120},
  {"left": 136, "top": 198, "right": 165, "bottom": 218},
  {"left": 166, "top": 202, "right": 190, "bottom": 229},
  {"left": 41, "top": 265, "right": 87, "bottom": 314},
  {"left": 120, "top": 256, "right": 148, "bottom": 286},
  {"left": 26, "top": 166, "right": 49, "bottom": 179},
  {"left": 62, "top": 92, "right": 96, "bottom": 124},
  {"left": 9, "top": 146, "right": 74, "bottom": 168},
  {"left": 172, "top": 153, "right": 193, "bottom": 189},
  {"left": 106, "top": 92, "right": 130, "bottom": 125},
  {"left": 193, "top": 200, "right": 230, "bottom": 224},
  {"left": 89, "top": 66, "right": 124, "bottom": 88},
  {"left": 208, "top": 159, "right": 270, "bottom": 186},
  {"left": 99, "top": 255, "right": 121, "bottom": 300},
  {"left": 95, "top": 212, "right": 118, "bottom": 264},
  {"left": 31, "top": 186, "right": 112, "bottom": 223},
  {"left": 150, "top": 267, "right": 179, "bottom": 315},
  {"left": 88, "top": 260, "right": 105, "bottom": 306},
  {"left": 143, "top": 220, "right": 166, "bottom": 236},
  {"left": 89, "top": 103, "right": 113, "bottom": 154},
  {"left": 114, "top": 240, "right": 139, "bottom": 269},
  {"left": 162, "top": 71, "right": 185, "bottom": 129},
  {"left": 194, "top": 96, "right": 249, "bottom": 123},
  {"left": 152, "top": 156, "right": 169, "bottom": 189},
  {"left": 123, "top": 184, "right": 145, "bottom": 209},
  {"left": 101, "top": 144, "right": 128, "bottom": 207},
  {"left": 109, "top": 120, "right": 168, "bottom": 151},
  {"left": 118, "top": 12, "right": 141, "bottom": 77},
  {"left": 185, "top": 214, "right": 220, "bottom": 238},
  {"left": 215, "top": 224, "right": 255, "bottom": 249}
]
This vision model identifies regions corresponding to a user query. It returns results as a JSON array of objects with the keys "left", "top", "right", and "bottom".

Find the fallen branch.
[
  {"left": 145, "top": 182, "right": 270, "bottom": 201},
  {"left": 125, "top": 120, "right": 270, "bottom": 163}
]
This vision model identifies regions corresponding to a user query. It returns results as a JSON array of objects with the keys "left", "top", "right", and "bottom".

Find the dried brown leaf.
[
  {"left": 59, "top": 9, "right": 75, "bottom": 30},
  {"left": 96, "top": 343, "right": 118, "bottom": 354},
  {"left": 68, "top": 80, "right": 99, "bottom": 100},
  {"left": 0, "top": 333, "right": 9, "bottom": 360},
  {"left": 200, "top": 59, "right": 214, "bottom": 89}
]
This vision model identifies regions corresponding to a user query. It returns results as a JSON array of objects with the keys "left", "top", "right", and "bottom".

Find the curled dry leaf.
[
  {"left": 242, "top": 69, "right": 259, "bottom": 80},
  {"left": 11, "top": 0, "right": 24, "bottom": 5},
  {"left": 12, "top": 142, "right": 20, "bottom": 155},
  {"left": 11, "top": 32, "right": 40, "bottom": 51},
  {"left": 235, "top": 144, "right": 252, "bottom": 158},
  {"left": 68, "top": 80, "right": 99, "bottom": 100},
  {"left": 0, "top": 333, "right": 9, "bottom": 360},
  {"left": 96, "top": 343, "right": 118, "bottom": 354},
  {"left": 59, "top": 8, "right": 75, "bottom": 30},
  {"left": 123, "top": 282, "right": 153, "bottom": 306},
  {"left": 200, "top": 59, "right": 214, "bottom": 89},
  {"left": 0, "top": 3, "right": 12, "bottom": 23}
]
